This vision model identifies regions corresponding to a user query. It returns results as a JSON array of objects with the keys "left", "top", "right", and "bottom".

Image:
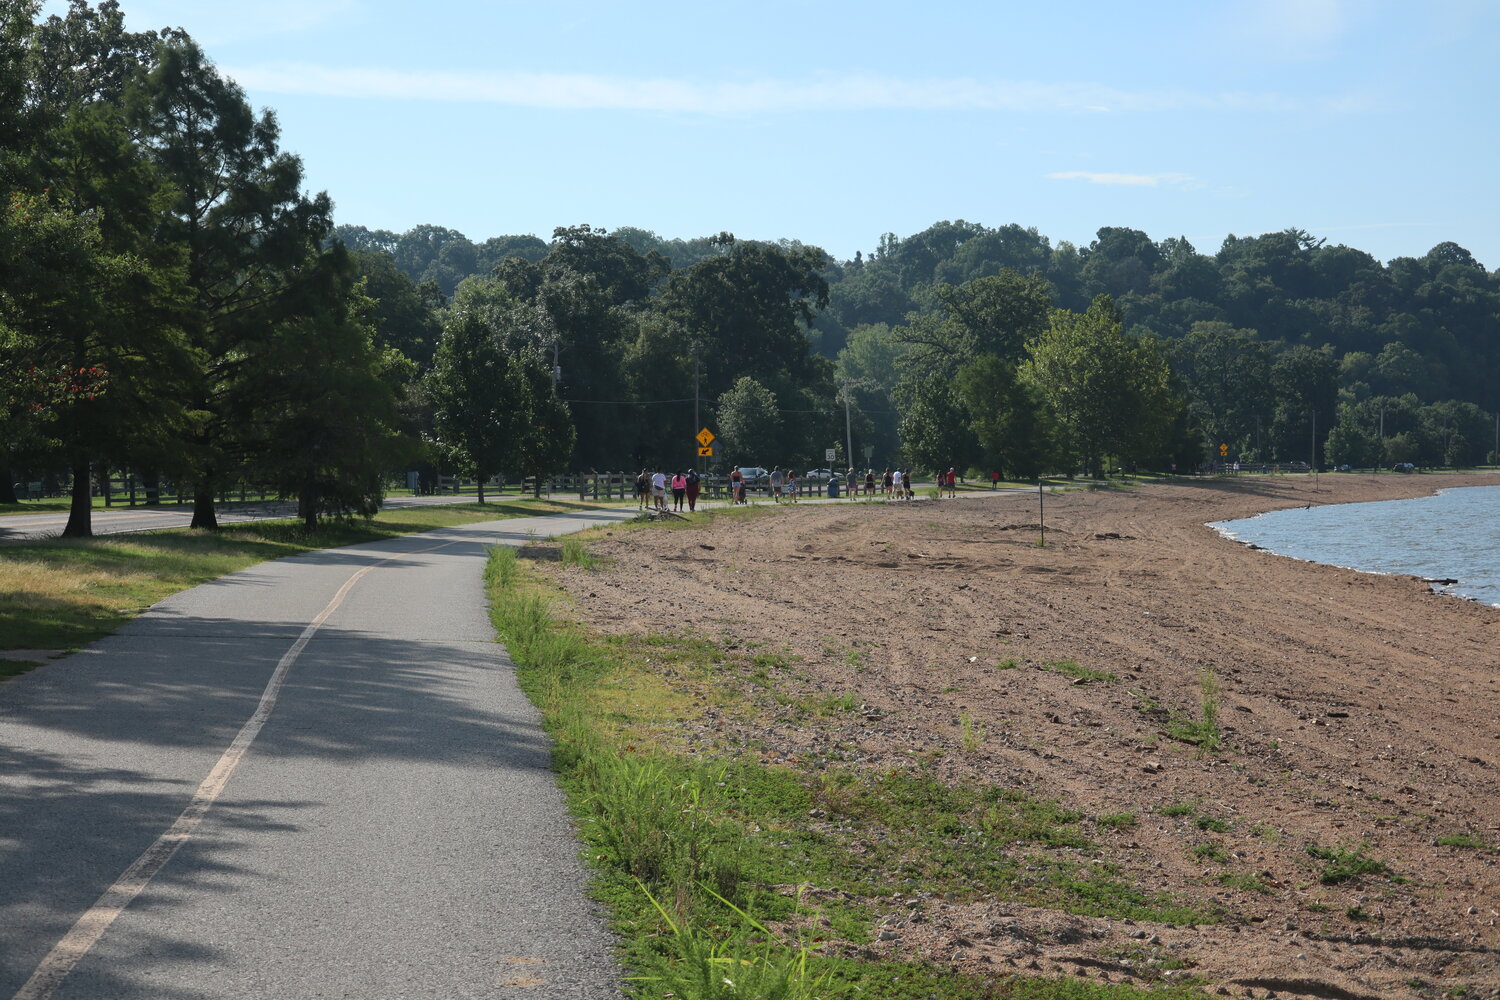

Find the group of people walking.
[
  {"left": 634, "top": 468, "right": 701, "bottom": 512},
  {"left": 631, "top": 464, "right": 964, "bottom": 511},
  {"left": 839, "top": 467, "right": 916, "bottom": 500}
]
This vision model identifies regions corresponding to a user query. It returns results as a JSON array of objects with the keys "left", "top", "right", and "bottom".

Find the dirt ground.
[{"left": 548, "top": 473, "right": 1500, "bottom": 1000}]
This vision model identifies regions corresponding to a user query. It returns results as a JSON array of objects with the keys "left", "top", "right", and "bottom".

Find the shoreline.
[{"left": 1208, "top": 478, "right": 1500, "bottom": 608}]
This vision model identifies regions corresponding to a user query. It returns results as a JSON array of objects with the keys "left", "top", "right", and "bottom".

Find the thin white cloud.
[
  {"left": 1047, "top": 171, "right": 1205, "bottom": 190},
  {"left": 221, "top": 63, "right": 1357, "bottom": 115}
]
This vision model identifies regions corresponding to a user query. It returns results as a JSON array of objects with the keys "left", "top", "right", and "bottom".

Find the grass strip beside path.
[
  {"left": 0, "top": 499, "right": 599, "bottom": 679},
  {"left": 485, "top": 524, "right": 1212, "bottom": 1000}
]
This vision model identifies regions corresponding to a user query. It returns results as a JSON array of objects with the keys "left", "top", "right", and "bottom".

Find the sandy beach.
[{"left": 545, "top": 472, "right": 1500, "bottom": 999}]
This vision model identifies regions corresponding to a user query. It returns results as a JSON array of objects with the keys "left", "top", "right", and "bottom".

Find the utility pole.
[
  {"left": 1311, "top": 407, "right": 1317, "bottom": 472},
  {"left": 841, "top": 382, "right": 853, "bottom": 473},
  {"left": 692, "top": 342, "right": 702, "bottom": 469}
]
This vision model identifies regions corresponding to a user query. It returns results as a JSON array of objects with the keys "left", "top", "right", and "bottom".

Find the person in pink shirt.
[{"left": 671, "top": 471, "right": 687, "bottom": 511}]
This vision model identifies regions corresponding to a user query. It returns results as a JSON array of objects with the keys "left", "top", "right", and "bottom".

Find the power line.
[{"left": 561, "top": 396, "right": 696, "bottom": 405}]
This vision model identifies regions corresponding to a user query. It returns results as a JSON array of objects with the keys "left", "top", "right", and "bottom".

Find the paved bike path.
[{"left": 0, "top": 509, "right": 638, "bottom": 999}]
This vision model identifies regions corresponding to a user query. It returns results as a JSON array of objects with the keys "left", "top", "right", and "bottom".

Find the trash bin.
[{"left": 827, "top": 477, "right": 840, "bottom": 499}]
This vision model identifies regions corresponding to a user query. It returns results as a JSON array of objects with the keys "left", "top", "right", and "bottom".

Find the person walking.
[
  {"left": 685, "top": 468, "right": 701, "bottom": 511},
  {"left": 730, "top": 465, "right": 745, "bottom": 504},
  {"left": 785, "top": 470, "right": 799, "bottom": 502},
  {"left": 891, "top": 468, "right": 903, "bottom": 499},
  {"left": 865, "top": 469, "right": 876, "bottom": 497},
  {"left": 769, "top": 466, "right": 784, "bottom": 502},
  {"left": 634, "top": 469, "right": 649, "bottom": 509},
  {"left": 671, "top": 470, "right": 687, "bottom": 511},
  {"left": 945, "top": 467, "right": 957, "bottom": 498},
  {"left": 651, "top": 468, "right": 668, "bottom": 510},
  {"left": 882, "top": 467, "right": 893, "bottom": 498}
]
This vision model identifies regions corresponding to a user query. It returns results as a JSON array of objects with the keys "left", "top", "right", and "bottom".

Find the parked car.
[
  {"left": 804, "top": 468, "right": 834, "bottom": 481},
  {"left": 1392, "top": 462, "right": 1416, "bottom": 473},
  {"left": 735, "top": 466, "right": 770, "bottom": 484}
]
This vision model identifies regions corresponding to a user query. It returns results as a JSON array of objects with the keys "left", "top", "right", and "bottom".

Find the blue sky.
[{"left": 49, "top": 0, "right": 1500, "bottom": 267}]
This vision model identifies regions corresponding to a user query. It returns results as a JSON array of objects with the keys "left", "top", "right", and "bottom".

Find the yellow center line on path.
[{"left": 11, "top": 535, "right": 469, "bottom": 1000}]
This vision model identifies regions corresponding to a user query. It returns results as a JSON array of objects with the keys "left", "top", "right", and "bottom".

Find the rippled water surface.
[{"left": 1210, "top": 484, "right": 1500, "bottom": 607}]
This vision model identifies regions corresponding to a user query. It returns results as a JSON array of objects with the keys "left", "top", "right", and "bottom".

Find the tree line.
[
  {"left": 340, "top": 216, "right": 1499, "bottom": 483},
  {"left": 6, "top": 3, "right": 1497, "bottom": 541}
]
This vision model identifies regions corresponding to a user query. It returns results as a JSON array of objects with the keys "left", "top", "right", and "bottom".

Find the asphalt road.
[
  {"left": 0, "top": 493, "right": 555, "bottom": 543},
  {"left": 0, "top": 508, "right": 639, "bottom": 999}
]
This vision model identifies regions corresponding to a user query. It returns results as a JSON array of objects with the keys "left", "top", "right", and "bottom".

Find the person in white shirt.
[
  {"left": 891, "top": 468, "right": 903, "bottom": 499},
  {"left": 769, "top": 467, "right": 784, "bottom": 502},
  {"left": 651, "top": 469, "right": 668, "bottom": 510}
]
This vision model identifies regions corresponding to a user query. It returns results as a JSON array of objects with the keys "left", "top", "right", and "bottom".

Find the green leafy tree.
[
  {"left": 1, "top": 191, "right": 187, "bottom": 535},
  {"left": 1267, "top": 344, "right": 1339, "bottom": 466},
  {"left": 1020, "top": 295, "right": 1177, "bottom": 477},
  {"left": 1170, "top": 321, "right": 1275, "bottom": 459},
  {"left": 1325, "top": 414, "right": 1383, "bottom": 470},
  {"left": 490, "top": 232, "right": 652, "bottom": 469},
  {"left": 127, "top": 38, "right": 340, "bottom": 529},
  {"left": 835, "top": 322, "right": 908, "bottom": 467},
  {"left": 898, "top": 270, "right": 1052, "bottom": 376},
  {"left": 425, "top": 294, "right": 526, "bottom": 503},
  {"left": 955, "top": 355, "right": 1054, "bottom": 479},
  {"left": 350, "top": 248, "right": 443, "bottom": 368},
  {"left": 510, "top": 344, "right": 575, "bottom": 494},
  {"left": 655, "top": 237, "right": 833, "bottom": 404},
  {"left": 896, "top": 375, "right": 979, "bottom": 475},
  {"left": 238, "top": 256, "right": 405, "bottom": 528},
  {"left": 716, "top": 376, "right": 780, "bottom": 464}
]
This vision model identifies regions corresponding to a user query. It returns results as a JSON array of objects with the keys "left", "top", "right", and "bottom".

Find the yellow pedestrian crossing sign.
[
  {"left": 696, "top": 427, "right": 715, "bottom": 447},
  {"left": 1219, "top": 443, "right": 1229, "bottom": 456}
]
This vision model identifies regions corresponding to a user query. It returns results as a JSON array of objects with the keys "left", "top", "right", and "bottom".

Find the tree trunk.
[
  {"left": 143, "top": 472, "right": 161, "bottom": 506},
  {"left": 299, "top": 484, "right": 317, "bottom": 531},
  {"left": 477, "top": 477, "right": 485, "bottom": 504},
  {"left": 0, "top": 458, "right": 16, "bottom": 504},
  {"left": 62, "top": 458, "right": 93, "bottom": 537},
  {"left": 190, "top": 484, "right": 219, "bottom": 530}
]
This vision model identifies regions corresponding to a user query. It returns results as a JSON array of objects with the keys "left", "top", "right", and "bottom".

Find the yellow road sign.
[
  {"left": 697, "top": 446, "right": 714, "bottom": 457},
  {"left": 1219, "top": 443, "right": 1229, "bottom": 456},
  {"left": 696, "top": 427, "right": 715, "bottom": 447}
]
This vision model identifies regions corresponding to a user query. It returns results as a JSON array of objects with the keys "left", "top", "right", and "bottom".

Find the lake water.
[{"left": 1209, "top": 484, "right": 1500, "bottom": 608}]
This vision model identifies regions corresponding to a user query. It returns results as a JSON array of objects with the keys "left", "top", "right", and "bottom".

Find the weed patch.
[
  {"left": 1215, "top": 871, "right": 1272, "bottom": 894},
  {"left": 1096, "top": 813, "right": 1138, "bottom": 832},
  {"left": 1435, "top": 833, "right": 1490, "bottom": 850},
  {"left": 1306, "top": 844, "right": 1391, "bottom": 885},
  {"left": 1191, "top": 843, "right": 1229, "bottom": 864},
  {"left": 560, "top": 536, "right": 596, "bottom": 568},
  {"left": 1043, "top": 659, "right": 1116, "bottom": 684},
  {"left": 1163, "top": 666, "right": 1222, "bottom": 753},
  {"left": 959, "top": 711, "right": 987, "bottom": 751}
]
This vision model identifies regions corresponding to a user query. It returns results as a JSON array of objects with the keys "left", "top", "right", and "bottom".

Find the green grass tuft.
[
  {"left": 1043, "top": 659, "right": 1116, "bottom": 684},
  {"left": 1305, "top": 843, "right": 1391, "bottom": 884}
]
